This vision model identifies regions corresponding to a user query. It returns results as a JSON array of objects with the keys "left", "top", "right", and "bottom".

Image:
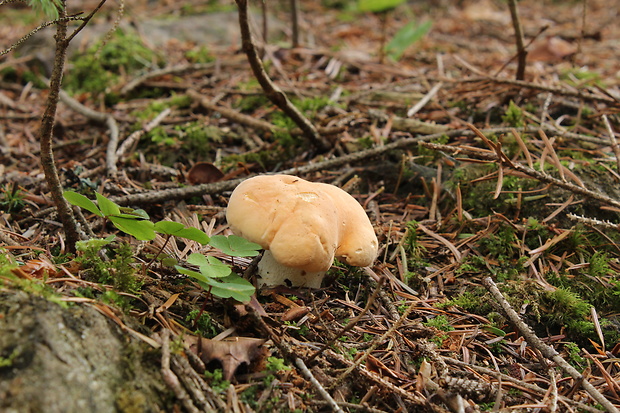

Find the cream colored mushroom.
[{"left": 226, "top": 174, "right": 378, "bottom": 288}]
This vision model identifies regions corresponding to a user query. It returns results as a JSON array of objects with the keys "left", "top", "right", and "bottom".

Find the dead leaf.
[
  {"left": 15, "top": 256, "right": 59, "bottom": 279},
  {"left": 529, "top": 37, "right": 577, "bottom": 62},
  {"left": 186, "top": 162, "right": 224, "bottom": 185},
  {"left": 192, "top": 336, "right": 267, "bottom": 381}
]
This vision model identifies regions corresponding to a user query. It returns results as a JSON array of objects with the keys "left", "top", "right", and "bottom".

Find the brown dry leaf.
[
  {"left": 462, "top": 0, "right": 509, "bottom": 23},
  {"left": 529, "top": 37, "right": 577, "bottom": 62},
  {"left": 15, "top": 256, "right": 59, "bottom": 279},
  {"left": 186, "top": 162, "right": 224, "bottom": 185},
  {"left": 195, "top": 337, "right": 267, "bottom": 381}
]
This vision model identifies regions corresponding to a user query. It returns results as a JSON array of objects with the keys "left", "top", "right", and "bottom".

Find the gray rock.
[{"left": 0, "top": 291, "right": 169, "bottom": 413}]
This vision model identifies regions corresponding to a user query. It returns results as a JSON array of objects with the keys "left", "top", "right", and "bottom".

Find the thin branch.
[
  {"left": 116, "top": 108, "right": 171, "bottom": 159},
  {"left": 602, "top": 114, "right": 620, "bottom": 173},
  {"left": 234, "top": 0, "right": 330, "bottom": 151},
  {"left": 454, "top": 76, "right": 615, "bottom": 105},
  {"left": 188, "top": 88, "right": 345, "bottom": 137},
  {"left": 57, "top": 90, "right": 119, "bottom": 175},
  {"left": 38, "top": 1, "right": 81, "bottom": 251},
  {"left": 420, "top": 135, "right": 620, "bottom": 211},
  {"left": 290, "top": 0, "right": 300, "bottom": 47},
  {"left": 0, "top": 16, "right": 84, "bottom": 57},
  {"left": 160, "top": 330, "right": 201, "bottom": 413},
  {"left": 482, "top": 277, "right": 619, "bottom": 413},
  {"left": 295, "top": 358, "right": 344, "bottom": 413},
  {"left": 507, "top": 0, "right": 527, "bottom": 80},
  {"left": 65, "top": 0, "right": 109, "bottom": 44},
  {"left": 109, "top": 125, "right": 597, "bottom": 206}
]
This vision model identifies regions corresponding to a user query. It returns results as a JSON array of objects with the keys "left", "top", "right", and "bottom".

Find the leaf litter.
[{"left": 1, "top": 0, "right": 620, "bottom": 411}]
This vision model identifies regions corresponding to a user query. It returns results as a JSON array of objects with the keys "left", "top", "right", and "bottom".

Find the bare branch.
[{"left": 234, "top": 0, "right": 330, "bottom": 152}]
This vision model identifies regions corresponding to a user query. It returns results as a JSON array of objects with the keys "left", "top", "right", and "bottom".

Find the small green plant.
[
  {"left": 563, "top": 341, "right": 586, "bottom": 370},
  {"left": 64, "top": 191, "right": 156, "bottom": 240},
  {"left": 358, "top": 0, "right": 431, "bottom": 62},
  {"left": 502, "top": 101, "right": 525, "bottom": 127},
  {"left": 175, "top": 252, "right": 256, "bottom": 303},
  {"left": 75, "top": 236, "right": 141, "bottom": 294},
  {"left": 185, "top": 309, "right": 218, "bottom": 338},
  {"left": 64, "top": 191, "right": 260, "bottom": 302},
  {"left": 0, "top": 183, "right": 25, "bottom": 213},
  {"left": 385, "top": 19, "right": 432, "bottom": 61},
  {"left": 185, "top": 46, "right": 215, "bottom": 64},
  {"left": 424, "top": 315, "right": 454, "bottom": 332},
  {"left": 0, "top": 348, "right": 20, "bottom": 368},
  {"left": 204, "top": 368, "right": 230, "bottom": 394}
]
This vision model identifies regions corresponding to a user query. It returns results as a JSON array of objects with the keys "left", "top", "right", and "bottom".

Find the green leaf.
[
  {"left": 95, "top": 193, "right": 121, "bottom": 217},
  {"left": 187, "top": 253, "right": 231, "bottom": 278},
  {"left": 154, "top": 221, "right": 185, "bottom": 234},
  {"left": 119, "top": 208, "right": 150, "bottom": 220},
  {"left": 386, "top": 20, "right": 432, "bottom": 61},
  {"left": 174, "top": 228, "right": 210, "bottom": 245},
  {"left": 176, "top": 266, "right": 211, "bottom": 284},
  {"left": 358, "top": 0, "right": 405, "bottom": 13},
  {"left": 204, "top": 273, "right": 255, "bottom": 303},
  {"left": 63, "top": 191, "right": 103, "bottom": 217},
  {"left": 110, "top": 216, "right": 155, "bottom": 241},
  {"left": 28, "top": 0, "right": 63, "bottom": 19},
  {"left": 154, "top": 222, "right": 210, "bottom": 244},
  {"left": 111, "top": 213, "right": 150, "bottom": 220},
  {"left": 161, "top": 257, "right": 178, "bottom": 267},
  {"left": 482, "top": 325, "right": 507, "bottom": 337},
  {"left": 75, "top": 235, "right": 115, "bottom": 252},
  {"left": 209, "top": 235, "right": 262, "bottom": 257}
]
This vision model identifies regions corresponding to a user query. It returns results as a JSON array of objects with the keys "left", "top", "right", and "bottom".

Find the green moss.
[
  {"left": 439, "top": 290, "right": 491, "bottom": 314},
  {"left": 502, "top": 101, "right": 524, "bottom": 127},
  {"left": 185, "top": 46, "right": 215, "bottom": 63},
  {"left": 0, "top": 183, "right": 25, "bottom": 214},
  {"left": 65, "top": 29, "right": 163, "bottom": 96},
  {"left": 75, "top": 240, "right": 142, "bottom": 294}
]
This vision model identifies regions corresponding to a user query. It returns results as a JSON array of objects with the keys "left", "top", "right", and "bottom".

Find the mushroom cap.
[{"left": 226, "top": 175, "right": 378, "bottom": 275}]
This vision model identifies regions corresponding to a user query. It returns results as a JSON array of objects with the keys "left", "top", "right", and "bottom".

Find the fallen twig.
[
  {"left": 160, "top": 329, "right": 200, "bottom": 413},
  {"left": 234, "top": 0, "right": 331, "bottom": 151},
  {"left": 57, "top": 90, "right": 120, "bottom": 175},
  {"left": 295, "top": 358, "right": 344, "bottom": 413},
  {"left": 420, "top": 137, "right": 620, "bottom": 211},
  {"left": 482, "top": 277, "right": 619, "bottom": 413},
  {"left": 115, "top": 107, "right": 171, "bottom": 161}
]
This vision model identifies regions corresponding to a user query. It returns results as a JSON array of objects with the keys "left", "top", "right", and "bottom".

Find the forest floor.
[{"left": 2, "top": 0, "right": 620, "bottom": 412}]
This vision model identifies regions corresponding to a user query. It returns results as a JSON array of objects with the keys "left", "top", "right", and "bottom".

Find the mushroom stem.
[{"left": 257, "top": 251, "right": 326, "bottom": 289}]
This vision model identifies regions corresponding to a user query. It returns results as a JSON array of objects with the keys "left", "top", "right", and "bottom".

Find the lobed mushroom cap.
[{"left": 226, "top": 175, "right": 378, "bottom": 282}]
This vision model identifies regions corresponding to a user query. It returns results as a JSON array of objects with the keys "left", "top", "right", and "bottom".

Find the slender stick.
[
  {"left": 482, "top": 277, "right": 619, "bottom": 413},
  {"left": 290, "top": 0, "right": 300, "bottom": 47},
  {"left": 507, "top": 0, "right": 527, "bottom": 80},
  {"left": 234, "top": 0, "right": 330, "bottom": 151},
  {"left": 38, "top": 1, "right": 81, "bottom": 251},
  {"left": 295, "top": 358, "right": 344, "bottom": 413}
]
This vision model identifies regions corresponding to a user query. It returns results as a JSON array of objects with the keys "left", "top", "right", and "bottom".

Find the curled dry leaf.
[
  {"left": 186, "top": 162, "right": 224, "bottom": 185},
  {"left": 13, "top": 256, "right": 60, "bottom": 279},
  {"left": 188, "top": 336, "right": 267, "bottom": 381}
]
